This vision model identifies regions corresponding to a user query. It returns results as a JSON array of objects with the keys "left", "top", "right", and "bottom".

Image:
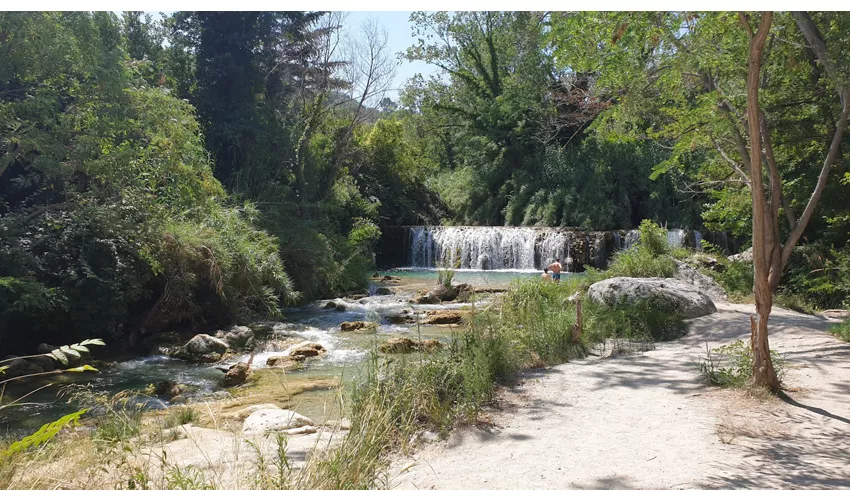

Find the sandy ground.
[{"left": 389, "top": 302, "right": 850, "bottom": 489}]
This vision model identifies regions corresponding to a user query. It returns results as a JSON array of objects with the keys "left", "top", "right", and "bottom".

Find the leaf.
[
  {"left": 0, "top": 365, "right": 8, "bottom": 375},
  {"left": 81, "top": 338, "right": 106, "bottom": 347},
  {"left": 49, "top": 349, "right": 68, "bottom": 365},
  {"left": 70, "top": 343, "right": 89, "bottom": 353},
  {"left": 2, "top": 410, "right": 87, "bottom": 458},
  {"left": 65, "top": 365, "right": 98, "bottom": 373},
  {"left": 60, "top": 345, "right": 81, "bottom": 359}
]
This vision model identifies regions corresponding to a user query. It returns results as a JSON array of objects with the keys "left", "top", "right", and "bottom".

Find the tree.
[{"left": 741, "top": 11, "right": 850, "bottom": 389}]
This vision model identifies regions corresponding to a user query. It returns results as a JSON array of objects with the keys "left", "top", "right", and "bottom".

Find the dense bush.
[{"left": 608, "top": 220, "right": 677, "bottom": 278}]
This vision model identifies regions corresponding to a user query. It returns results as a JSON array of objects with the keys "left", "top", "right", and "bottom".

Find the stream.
[{"left": 1, "top": 269, "right": 544, "bottom": 437}]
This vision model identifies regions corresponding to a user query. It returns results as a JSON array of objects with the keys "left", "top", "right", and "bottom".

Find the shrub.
[
  {"left": 829, "top": 319, "right": 850, "bottom": 342},
  {"left": 710, "top": 259, "right": 754, "bottom": 300},
  {"left": 700, "top": 340, "right": 785, "bottom": 388},
  {"left": 608, "top": 220, "right": 677, "bottom": 278}
]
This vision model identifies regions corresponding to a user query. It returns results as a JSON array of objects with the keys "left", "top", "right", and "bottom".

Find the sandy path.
[{"left": 389, "top": 303, "right": 850, "bottom": 489}]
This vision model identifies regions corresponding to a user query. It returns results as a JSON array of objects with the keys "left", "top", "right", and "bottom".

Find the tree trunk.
[{"left": 742, "top": 11, "right": 781, "bottom": 391}]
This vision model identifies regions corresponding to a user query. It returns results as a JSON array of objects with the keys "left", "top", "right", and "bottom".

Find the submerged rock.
[
  {"left": 587, "top": 277, "right": 717, "bottom": 319},
  {"left": 215, "top": 326, "right": 255, "bottom": 351},
  {"left": 266, "top": 355, "right": 302, "bottom": 371},
  {"left": 155, "top": 380, "right": 185, "bottom": 400},
  {"left": 174, "top": 334, "right": 229, "bottom": 363},
  {"left": 339, "top": 321, "right": 378, "bottom": 332},
  {"left": 387, "top": 314, "right": 416, "bottom": 324},
  {"left": 242, "top": 408, "right": 315, "bottom": 435},
  {"left": 375, "top": 287, "right": 393, "bottom": 295},
  {"left": 248, "top": 321, "right": 277, "bottom": 336}
]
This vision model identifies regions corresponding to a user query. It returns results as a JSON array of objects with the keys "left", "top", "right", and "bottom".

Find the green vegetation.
[
  {"left": 829, "top": 319, "right": 850, "bottom": 342},
  {"left": 608, "top": 220, "right": 678, "bottom": 278},
  {"left": 700, "top": 340, "right": 786, "bottom": 389}
]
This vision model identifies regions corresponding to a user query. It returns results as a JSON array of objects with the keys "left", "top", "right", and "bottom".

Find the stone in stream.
[
  {"left": 339, "top": 321, "right": 378, "bottom": 332},
  {"left": 454, "top": 283, "right": 476, "bottom": 302},
  {"left": 242, "top": 408, "right": 315, "bottom": 435},
  {"left": 379, "top": 337, "right": 419, "bottom": 354},
  {"left": 221, "top": 354, "right": 253, "bottom": 388},
  {"left": 288, "top": 341, "right": 326, "bottom": 360},
  {"left": 375, "top": 287, "right": 393, "bottom": 295},
  {"left": 587, "top": 277, "right": 716, "bottom": 319},
  {"left": 248, "top": 321, "right": 277, "bottom": 336},
  {"left": 419, "top": 339, "right": 443, "bottom": 352},
  {"left": 173, "top": 334, "right": 229, "bottom": 363},
  {"left": 422, "top": 310, "right": 467, "bottom": 325},
  {"left": 155, "top": 380, "right": 185, "bottom": 401},
  {"left": 387, "top": 313, "right": 416, "bottom": 324},
  {"left": 266, "top": 355, "right": 302, "bottom": 371},
  {"left": 215, "top": 325, "right": 255, "bottom": 351}
]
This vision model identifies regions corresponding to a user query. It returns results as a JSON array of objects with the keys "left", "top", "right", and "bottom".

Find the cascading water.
[{"left": 404, "top": 226, "right": 723, "bottom": 271}]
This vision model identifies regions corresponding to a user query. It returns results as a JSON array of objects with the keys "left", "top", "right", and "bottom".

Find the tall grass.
[
  {"left": 608, "top": 220, "right": 677, "bottom": 278},
  {"left": 829, "top": 319, "right": 850, "bottom": 342}
]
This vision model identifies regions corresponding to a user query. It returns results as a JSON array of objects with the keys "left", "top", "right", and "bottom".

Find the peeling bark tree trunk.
[
  {"left": 739, "top": 11, "right": 850, "bottom": 390},
  {"left": 742, "top": 11, "right": 781, "bottom": 391}
]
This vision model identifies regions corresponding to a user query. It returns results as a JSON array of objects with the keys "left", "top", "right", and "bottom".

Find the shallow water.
[{"left": 0, "top": 269, "right": 569, "bottom": 435}]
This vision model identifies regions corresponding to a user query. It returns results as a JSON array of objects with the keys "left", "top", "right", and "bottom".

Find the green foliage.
[
  {"left": 584, "top": 299, "right": 687, "bottom": 344},
  {"left": 711, "top": 260, "right": 755, "bottom": 300},
  {"left": 700, "top": 340, "right": 785, "bottom": 388},
  {"left": 164, "top": 406, "right": 197, "bottom": 428},
  {"left": 608, "top": 220, "right": 677, "bottom": 278},
  {"left": 0, "top": 409, "right": 86, "bottom": 458},
  {"left": 829, "top": 319, "right": 850, "bottom": 342}
]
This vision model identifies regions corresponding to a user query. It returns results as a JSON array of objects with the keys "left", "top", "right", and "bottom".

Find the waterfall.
[
  {"left": 402, "top": 226, "right": 730, "bottom": 270},
  {"left": 667, "top": 229, "right": 687, "bottom": 248}
]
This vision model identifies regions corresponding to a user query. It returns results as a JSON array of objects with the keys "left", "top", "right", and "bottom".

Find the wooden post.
[{"left": 572, "top": 298, "right": 582, "bottom": 343}]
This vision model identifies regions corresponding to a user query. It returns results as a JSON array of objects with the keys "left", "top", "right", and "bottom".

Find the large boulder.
[
  {"left": 587, "top": 277, "right": 717, "bottom": 319},
  {"left": 375, "top": 287, "right": 393, "bottom": 296},
  {"left": 1, "top": 356, "right": 53, "bottom": 378},
  {"left": 174, "top": 334, "right": 229, "bottom": 363},
  {"left": 242, "top": 408, "right": 315, "bottom": 435},
  {"left": 215, "top": 326, "right": 255, "bottom": 351},
  {"left": 674, "top": 261, "right": 728, "bottom": 302}
]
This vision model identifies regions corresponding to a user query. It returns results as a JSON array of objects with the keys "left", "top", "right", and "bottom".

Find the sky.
[{"left": 338, "top": 11, "right": 439, "bottom": 101}]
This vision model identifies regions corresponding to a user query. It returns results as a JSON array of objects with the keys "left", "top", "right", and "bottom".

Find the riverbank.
[{"left": 388, "top": 302, "right": 850, "bottom": 489}]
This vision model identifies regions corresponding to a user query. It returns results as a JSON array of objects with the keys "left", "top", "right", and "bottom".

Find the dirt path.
[{"left": 389, "top": 303, "right": 850, "bottom": 489}]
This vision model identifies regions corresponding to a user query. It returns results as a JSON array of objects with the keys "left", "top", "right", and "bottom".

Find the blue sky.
[{"left": 342, "top": 11, "right": 439, "bottom": 101}]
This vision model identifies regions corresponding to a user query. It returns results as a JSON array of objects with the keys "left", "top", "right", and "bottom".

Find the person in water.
[{"left": 544, "top": 258, "right": 563, "bottom": 282}]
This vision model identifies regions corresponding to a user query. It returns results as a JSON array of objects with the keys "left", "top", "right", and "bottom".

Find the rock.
[
  {"left": 155, "top": 380, "right": 184, "bottom": 400},
  {"left": 419, "top": 339, "right": 443, "bottom": 351},
  {"left": 242, "top": 408, "right": 315, "bottom": 435},
  {"left": 728, "top": 247, "right": 753, "bottom": 263},
  {"left": 684, "top": 253, "right": 725, "bottom": 272},
  {"left": 587, "top": 277, "right": 717, "bottom": 319},
  {"left": 324, "top": 301, "right": 338, "bottom": 309},
  {"left": 284, "top": 425, "right": 318, "bottom": 436},
  {"left": 455, "top": 283, "right": 475, "bottom": 302},
  {"left": 674, "top": 261, "right": 728, "bottom": 302},
  {"left": 346, "top": 293, "right": 368, "bottom": 301},
  {"left": 174, "top": 334, "right": 229, "bottom": 363},
  {"left": 230, "top": 403, "right": 281, "bottom": 420},
  {"left": 431, "top": 284, "right": 458, "bottom": 302},
  {"left": 1, "top": 357, "right": 52, "bottom": 378},
  {"left": 248, "top": 321, "right": 277, "bottom": 336},
  {"left": 37, "top": 343, "right": 57, "bottom": 355},
  {"left": 266, "top": 355, "right": 302, "bottom": 371},
  {"left": 412, "top": 293, "right": 439, "bottom": 304},
  {"left": 372, "top": 272, "right": 381, "bottom": 278},
  {"left": 375, "top": 287, "right": 393, "bottom": 296},
  {"left": 339, "top": 321, "right": 378, "bottom": 332},
  {"left": 379, "top": 337, "right": 419, "bottom": 354},
  {"left": 387, "top": 314, "right": 415, "bottom": 324},
  {"left": 221, "top": 356, "right": 253, "bottom": 387},
  {"left": 216, "top": 326, "right": 255, "bottom": 351},
  {"left": 288, "top": 341, "right": 326, "bottom": 359},
  {"left": 421, "top": 311, "right": 466, "bottom": 325},
  {"left": 335, "top": 304, "right": 347, "bottom": 312}
]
